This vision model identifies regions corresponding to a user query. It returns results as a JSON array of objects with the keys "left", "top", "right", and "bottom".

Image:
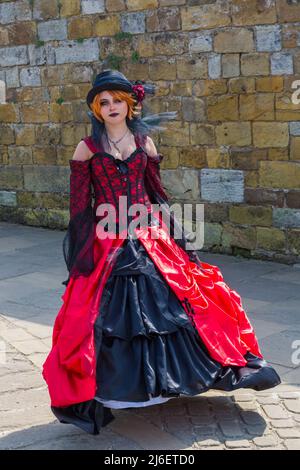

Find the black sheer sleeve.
[{"left": 62, "top": 159, "right": 95, "bottom": 286}]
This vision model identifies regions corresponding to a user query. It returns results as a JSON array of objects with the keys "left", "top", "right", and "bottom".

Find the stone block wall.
[{"left": 0, "top": 0, "right": 300, "bottom": 263}]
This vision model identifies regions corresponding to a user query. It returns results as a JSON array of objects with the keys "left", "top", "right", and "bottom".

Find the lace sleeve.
[
  {"left": 62, "top": 159, "right": 95, "bottom": 286},
  {"left": 144, "top": 153, "right": 169, "bottom": 204}
]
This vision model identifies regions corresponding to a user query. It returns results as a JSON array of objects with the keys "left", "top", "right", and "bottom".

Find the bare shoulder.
[
  {"left": 144, "top": 136, "right": 158, "bottom": 157},
  {"left": 71, "top": 140, "right": 94, "bottom": 161}
]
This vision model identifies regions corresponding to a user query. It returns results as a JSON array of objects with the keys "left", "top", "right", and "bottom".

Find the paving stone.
[
  {"left": 283, "top": 400, "right": 300, "bottom": 414},
  {"left": 284, "top": 439, "right": 300, "bottom": 450},
  {"left": 253, "top": 435, "right": 279, "bottom": 447},
  {"left": 262, "top": 404, "right": 290, "bottom": 419}
]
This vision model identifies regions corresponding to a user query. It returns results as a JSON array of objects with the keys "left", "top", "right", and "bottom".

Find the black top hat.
[{"left": 86, "top": 70, "right": 134, "bottom": 109}]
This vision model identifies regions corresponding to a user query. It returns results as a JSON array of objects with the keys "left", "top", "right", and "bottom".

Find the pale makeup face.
[{"left": 98, "top": 90, "right": 128, "bottom": 123}]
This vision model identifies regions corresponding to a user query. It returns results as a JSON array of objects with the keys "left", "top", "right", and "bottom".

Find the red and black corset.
[{"left": 62, "top": 134, "right": 169, "bottom": 285}]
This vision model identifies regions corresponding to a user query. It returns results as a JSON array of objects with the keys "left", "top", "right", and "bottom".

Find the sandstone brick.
[
  {"left": 0, "top": 190, "right": 17, "bottom": 207},
  {"left": 0, "top": 0, "right": 32, "bottom": 24},
  {"left": 206, "top": 148, "right": 230, "bottom": 169},
  {"left": 277, "top": 0, "right": 300, "bottom": 22},
  {"left": 290, "top": 122, "right": 300, "bottom": 136},
  {"left": 8, "top": 146, "right": 33, "bottom": 165},
  {"left": 61, "top": 124, "right": 87, "bottom": 146},
  {"left": 55, "top": 39, "right": 99, "bottom": 65},
  {"left": 21, "top": 104, "right": 49, "bottom": 123},
  {"left": 149, "top": 59, "right": 176, "bottom": 80},
  {"left": 0, "top": 45, "right": 28, "bottom": 68},
  {"left": 282, "top": 24, "right": 300, "bottom": 49},
  {"left": 259, "top": 161, "right": 300, "bottom": 189},
  {"left": 49, "top": 103, "right": 73, "bottom": 123},
  {"left": 287, "top": 229, "right": 300, "bottom": 255},
  {"left": 239, "top": 93, "right": 274, "bottom": 120},
  {"left": 0, "top": 25, "right": 9, "bottom": 46},
  {"left": 189, "top": 32, "right": 212, "bottom": 52},
  {"left": 5, "top": 66, "right": 19, "bottom": 88},
  {"left": 28, "top": 43, "right": 55, "bottom": 66},
  {"left": 19, "top": 67, "right": 41, "bottom": 87},
  {"left": 275, "top": 92, "right": 300, "bottom": 121},
  {"left": 231, "top": 148, "right": 267, "bottom": 170},
  {"left": 121, "top": 11, "right": 145, "bottom": 33},
  {"left": 7, "top": 21, "right": 36, "bottom": 46},
  {"left": 37, "top": 19, "right": 67, "bottom": 41},
  {"left": 0, "top": 126, "right": 14, "bottom": 145},
  {"left": 216, "top": 122, "right": 251, "bottom": 146},
  {"left": 244, "top": 170, "right": 259, "bottom": 188},
  {"left": 153, "top": 32, "right": 186, "bottom": 56},
  {"left": 241, "top": 53, "right": 269, "bottom": 76},
  {"left": 194, "top": 79, "right": 227, "bottom": 97},
  {"left": 177, "top": 56, "right": 207, "bottom": 79},
  {"left": 40, "top": 66, "right": 64, "bottom": 86},
  {"left": 178, "top": 147, "right": 206, "bottom": 168},
  {"left": 59, "top": 0, "right": 81, "bottom": 17},
  {"left": 244, "top": 188, "right": 284, "bottom": 207},
  {"left": 231, "top": 0, "right": 277, "bottom": 25},
  {"left": 204, "top": 203, "right": 229, "bottom": 223},
  {"left": 286, "top": 191, "right": 300, "bottom": 209},
  {"left": 81, "top": 0, "right": 106, "bottom": 14},
  {"left": 290, "top": 137, "right": 300, "bottom": 161},
  {"left": 255, "top": 25, "right": 281, "bottom": 52},
  {"left": 33, "top": 146, "right": 57, "bottom": 165},
  {"left": 161, "top": 168, "right": 199, "bottom": 201},
  {"left": 271, "top": 52, "right": 293, "bottom": 75},
  {"left": 127, "top": 0, "right": 158, "bottom": 10},
  {"left": 159, "top": 146, "right": 179, "bottom": 170},
  {"left": 33, "top": 0, "right": 59, "bottom": 20},
  {"left": 256, "top": 76, "right": 283, "bottom": 92},
  {"left": 93, "top": 15, "right": 120, "bottom": 36},
  {"left": 253, "top": 122, "right": 289, "bottom": 147},
  {"left": 208, "top": 53, "right": 221, "bottom": 79},
  {"left": 137, "top": 35, "right": 155, "bottom": 57},
  {"left": 201, "top": 169, "right": 244, "bottom": 203},
  {"left": 0, "top": 165, "right": 23, "bottom": 190},
  {"left": 221, "top": 222, "right": 256, "bottom": 250},
  {"left": 222, "top": 54, "right": 240, "bottom": 78},
  {"left": 256, "top": 227, "right": 286, "bottom": 251},
  {"left": 190, "top": 124, "right": 215, "bottom": 146},
  {"left": 23, "top": 165, "right": 69, "bottom": 192},
  {"left": 230, "top": 205, "right": 272, "bottom": 227},
  {"left": 203, "top": 223, "right": 223, "bottom": 249},
  {"left": 228, "top": 77, "right": 255, "bottom": 94},
  {"left": 0, "top": 104, "right": 19, "bottom": 123},
  {"left": 268, "top": 148, "right": 288, "bottom": 161},
  {"left": 182, "top": 97, "right": 206, "bottom": 122},
  {"left": 214, "top": 28, "right": 254, "bottom": 53},
  {"left": 181, "top": 4, "right": 231, "bottom": 30},
  {"left": 146, "top": 7, "right": 180, "bottom": 32},
  {"left": 15, "top": 125, "right": 35, "bottom": 146},
  {"left": 207, "top": 95, "right": 239, "bottom": 121},
  {"left": 160, "top": 122, "right": 189, "bottom": 146},
  {"left": 106, "top": 0, "right": 126, "bottom": 12},
  {"left": 68, "top": 16, "right": 93, "bottom": 39},
  {"left": 171, "top": 81, "right": 192, "bottom": 97},
  {"left": 273, "top": 208, "right": 300, "bottom": 228}
]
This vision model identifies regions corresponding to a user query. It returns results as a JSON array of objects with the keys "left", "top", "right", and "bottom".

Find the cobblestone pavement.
[{"left": 0, "top": 222, "right": 299, "bottom": 450}]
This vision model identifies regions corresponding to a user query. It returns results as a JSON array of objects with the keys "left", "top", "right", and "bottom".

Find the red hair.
[{"left": 90, "top": 90, "right": 140, "bottom": 123}]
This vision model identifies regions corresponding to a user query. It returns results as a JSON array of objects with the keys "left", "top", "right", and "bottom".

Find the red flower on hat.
[{"left": 132, "top": 84, "right": 145, "bottom": 103}]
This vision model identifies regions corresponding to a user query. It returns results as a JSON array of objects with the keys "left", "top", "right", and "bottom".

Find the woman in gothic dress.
[{"left": 42, "top": 69, "right": 281, "bottom": 435}]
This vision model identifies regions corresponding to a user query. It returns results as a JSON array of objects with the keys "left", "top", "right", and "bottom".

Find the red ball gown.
[{"left": 42, "top": 134, "right": 281, "bottom": 435}]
